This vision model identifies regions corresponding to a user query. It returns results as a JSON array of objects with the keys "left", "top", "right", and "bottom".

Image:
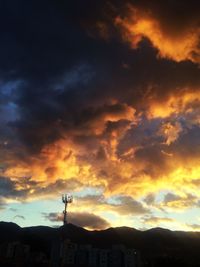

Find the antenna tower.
[{"left": 62, "top": 194, "right": 73, "bottom": 225}]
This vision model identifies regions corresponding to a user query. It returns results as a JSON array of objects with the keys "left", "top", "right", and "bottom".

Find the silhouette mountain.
[{"left": 1, "top": 222, "right": 200, "bottom": 265}]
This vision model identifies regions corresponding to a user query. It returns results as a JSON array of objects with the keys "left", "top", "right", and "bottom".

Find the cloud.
[
  {"left": 77, "top": 194, "right": 105, "bottom": 206},
  {"left": 76, "top": 194, "right": 149, "bottom": 216},
  {"left": 142, "top": 215, "right": 174, "bottom": 225},
  {"left": 0, "top": 176, "right": 26, "bottom": 209},
  {"left": 0, "top": 176, "right": 28, "bottom": 199},
  {"left": 0, "top": 199, "right": 5, "bottom": 210},
  {"left": 43, "top": 212, "right": 110, "bottom": 230},
  {"left": 186, "top": 224, "right": 200, "bottom": 231},
  {"left": 13, "top": 215, "right": 25, "bottom": 220},
  {"left": 161, "top": 193, "right": 197, "bottom": 210},
  {"left": 143, "top": 193, "right": 155, "bottom": 206},
  {"left": 0, "top": 176, "right": 84, "bottom": 207},
  {"left": 32, "top": 178, "right": 83, "bottom": 198},
  {"left": 9, "top": 208, "right": 18, "bottom": 212},
  {"left": 158, "top": 122, "right": 182, "bottom": 145},
  {"left": 108, "top": 195, "right": 149, "bottom": 215},
  {"left": 115, "top": 1, "right": 200, "bottom": 63}
]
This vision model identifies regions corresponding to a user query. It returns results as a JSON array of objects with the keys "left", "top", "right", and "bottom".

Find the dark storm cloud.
[
  {"left": 0, "top": 0, "right": 100, "bottom": 80},
  {"left": 170, "top": 126, "right": 200, "bottom": 160},
  {"left": 0, "top": 0, "right": 200, "bottom": 158},
  {"left": 43, "top": 211, "right": 110, "bottom": 230},
  {"left": 0, "top": 176, "right": 82, "bottom": 206},
  {"left": 126, "top": 1, "right": 200, "bottom": 19},
  {"left": 0, "top": 176, "right": 29, "bottom": 209},
  {"left": 0, "top": 176, "right": 28, "bottom": 199},
  {"left": 129, "top": 0, "right": 200, "bottom": 33},
  {"left": 115, "top": 118, "right": 172, "bottom": 178},
  {"left": 0, "top": 0, "right": 108, "bottom": 153},
  {"left": 116, "top": 0, "right": 200, "bottom": 63},
  {"left": 115, "top": 117, "right": 200, "bottom": 180}
]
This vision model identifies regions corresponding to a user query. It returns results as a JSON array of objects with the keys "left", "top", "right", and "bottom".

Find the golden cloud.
[
  {"left": 142, "top": 216, "right": 174, "bottom": 225},
  {"left": 115, "top": 5, "right": 200, "bottom": 63},
  {"left": 2, "top": 89, "right": 200, "bottom": 220},
  {"left": 3, "top": 126, "right": 200, "bottom": 201},
  {"left": 158, "top": 121, "right": 182, "bottom": 145},
  {"left": 146, "top": 89, "right": 200, "bottom": 119}
]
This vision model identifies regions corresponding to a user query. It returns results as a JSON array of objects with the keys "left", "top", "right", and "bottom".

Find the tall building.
[
  {"left": 88, "top": 248, "right": 99, "bottom": 267},
  {"left": 98, "top": 249, "right": 108, "bottom": 267},
  {"left": 51, "top": 239, "right": 141, "bottom": 267},
  {"left": 125, "top": 249, "right": 138, "bottom": 267},
  {"left": 6, "top": 241, "right": 30, "bottom": 260},
  {"left": 62, "top": 239, "right": 77, "bottom": 266},
  {"left": 109, "top": 245, "right": 125, "bottom": 267}
]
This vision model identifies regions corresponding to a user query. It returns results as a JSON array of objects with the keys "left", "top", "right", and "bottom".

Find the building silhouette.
[{"left": 51, "top": 239, "right": 141, "bottom": 267}]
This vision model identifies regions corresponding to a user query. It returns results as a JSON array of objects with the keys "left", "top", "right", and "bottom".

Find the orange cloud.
[
  {"left": 158, "top": 122, "right": 182, "bottom": 145},
  {"left": 147, "top": 90, "right": 200, "bottom": 119},
  {"left": 2, "top": 101, "right": 137, "bottom": 199},
  {"left": 142, "top": 216, "right": 174, "bottom": 225},
  {"left": 43, "top": 211, "right": 110, "bottom": 230},
  {"left": 160, "top": 192, "right": 197, "bottom": 211},
  {"left": 72, "top": 102, "right": 136, "bottom": 136},
  {"left": 2, "top": 92, "right": 200, "bottom": 220},
  {"left": 3, "top": 126, "right": 200, "bottom": 202},
  {"left": 115, "top": 6, "right": 200, "bottom": 63}
]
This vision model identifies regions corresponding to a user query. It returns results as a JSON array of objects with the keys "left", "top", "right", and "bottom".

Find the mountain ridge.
[{"left": 1, "top": 221, "right": 200, "bottom": 266}]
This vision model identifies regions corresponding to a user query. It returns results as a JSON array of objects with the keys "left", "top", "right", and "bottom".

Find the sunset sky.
[{"left": 1, "top": 0, "right": 200, "bottom": 231}]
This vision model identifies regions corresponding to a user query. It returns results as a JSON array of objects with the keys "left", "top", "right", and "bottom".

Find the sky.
[{"left": 1, "top": 0, "right": 200, "bottom": 231}]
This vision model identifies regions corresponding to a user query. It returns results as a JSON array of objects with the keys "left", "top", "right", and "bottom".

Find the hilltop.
[{"left": 1, "top": 221, "right": 200, "bottom": 266}]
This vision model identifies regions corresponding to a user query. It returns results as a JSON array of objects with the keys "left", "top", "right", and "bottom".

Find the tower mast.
[{"left": 62, "top": 194, "right": 73, "bottom": 225}]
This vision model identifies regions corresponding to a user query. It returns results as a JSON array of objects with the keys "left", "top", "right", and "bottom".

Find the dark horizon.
[{"left": 1, "top": 220, "right": 200, "bottom": 267}]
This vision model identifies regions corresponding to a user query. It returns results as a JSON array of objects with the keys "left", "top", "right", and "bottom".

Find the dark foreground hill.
[{"left": 1, "top": 222, "right": 200, "bottom": 266}]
